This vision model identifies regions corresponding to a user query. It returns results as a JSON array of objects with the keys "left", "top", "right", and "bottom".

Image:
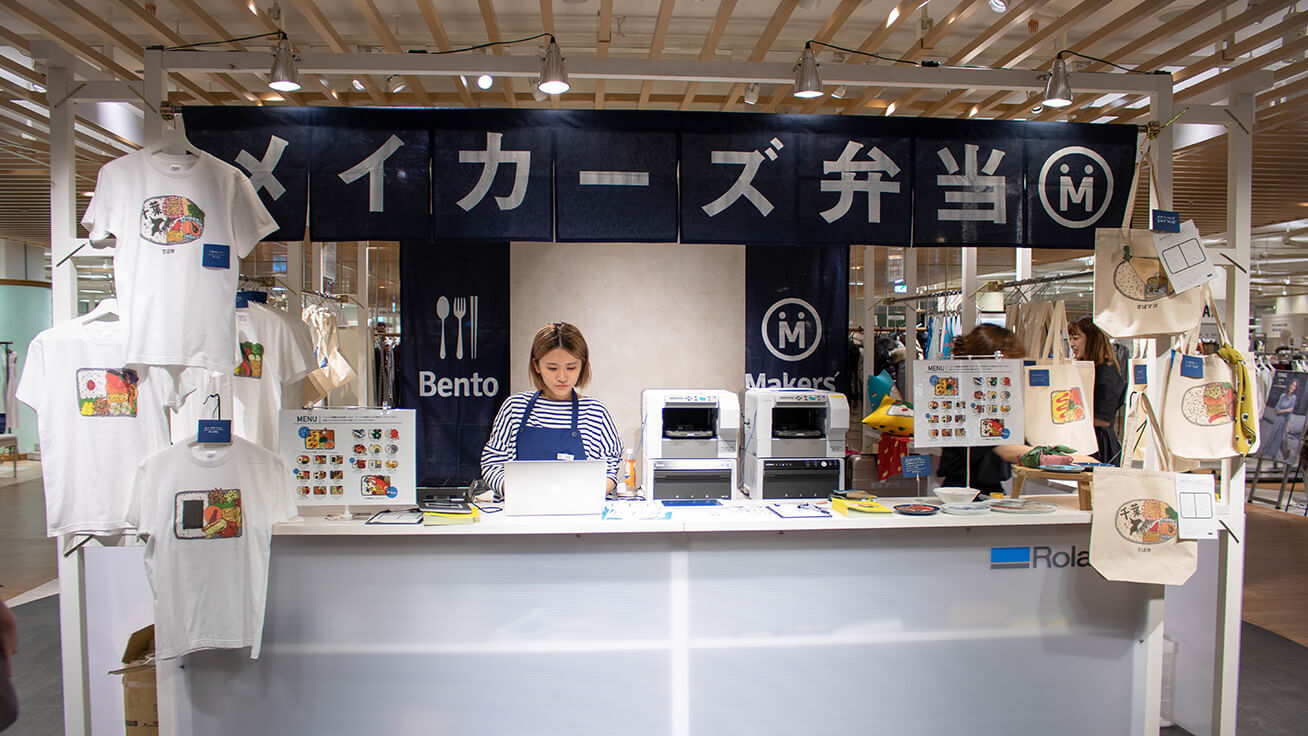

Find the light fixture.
[
  {"left": 531, "top": 79, "right": 548, "bottom": 102},
  {"left": 538, "top": 37, "right": 570, "bottom": 94},
  {"left": 744, "top": 82, "right": 760, "bottom": 105},
  {"left": 792, "top": 43, "right": 823, "bottom": 98},
  {"left": 476, "top": 74, "right": 493, "bottom": 90},
  {"left": 1042, "top": 53, "right": 1072, "bottom": 108},
  {"left": 830, "top": 84, "right": 847, "bottom": 100},
  {"left": 885, "top": 102, "right": 896, "bottom": 116},
  {"left": 387, "top": 75, "right": 406, "bottom": 94},
  {"left": 351, "top": 78, "right": 365, "bottom": 92},
  {"left": 989, "top": 0, "right": 1008, "bottom": 11},
  {"left": 268, "top": 32, "right": 300, "bottom": 92}
]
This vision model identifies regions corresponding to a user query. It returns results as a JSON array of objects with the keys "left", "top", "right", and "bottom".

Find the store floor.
[{"left": 1, "top": 469, "right": 1306, "bottom": 734}]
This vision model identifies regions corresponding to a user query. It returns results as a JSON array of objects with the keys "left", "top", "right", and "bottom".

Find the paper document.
[
  {"left": 1175, "top": 473, "right": 1219, "bottom": 539},
  {"left": 1154, "top": 221, "right": 1213, "bottom": 294}
]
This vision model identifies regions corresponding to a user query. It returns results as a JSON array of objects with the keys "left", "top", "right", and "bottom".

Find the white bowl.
[{"left": 933, "top": 487, "right": 979, "bottom": 504}]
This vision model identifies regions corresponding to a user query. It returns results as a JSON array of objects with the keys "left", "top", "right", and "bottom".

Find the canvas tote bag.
[
  {"left": 1159, "top": 287, "right": 1242, "bottom": 460},
  {"left": 1023, "top": 301, "right": 1098, "bottom": 454},
  {"left": 1120, "top": 355, "right": 1152, "bottom": 465},
  {"left": 1093, "top": 139, "right": 1203, "bottom": 338},
  {"left": 1090, "top": 397, "right": 1197, "bottom": 586}
]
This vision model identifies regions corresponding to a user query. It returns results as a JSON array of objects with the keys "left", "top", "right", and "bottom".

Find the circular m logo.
[
  {"left": 761, "top": 297, "right": 822, "bottom": 362},
  {"left": 1038, "top": 146, "right": 1114, "bottom": 229}
]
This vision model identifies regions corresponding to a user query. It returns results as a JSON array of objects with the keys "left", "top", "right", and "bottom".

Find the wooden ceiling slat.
[
  {"left": 594, "top": 0, "right": 613, "bottom": 110},
  {"left": 678, "top": 0, "right": 740, "bottom": 111},
  {"left": 415, "top": 0, "right": 477, "bottom": 108},
  {"left": 0, "top": 0, "right": 136, "bottom": 82},
  {"left": 716, "top": 0, "right": 798, "bottom": 112},
  {"left": 227, "top": 0, "right": 341, "bottom": 106},
  {"left": 476, "top": 0, "right": 519, "bottom": 109},
  {"left": 795, "top": 0, "right": 875, "bottom": 114},
  {"left": 352, "top": 0, "right": 432, "bottom": 106},
  {"left": 638, "top": 0, "right": 677, "bottom": 109},
  {"left": 105, "top": 0, "right": 249, "bottom": 105},
  {"left": 287, "top": 0, "right": 388, "bottom": 104},
  {"left": 169, "top": 0, "right": 311, "bottom": 105}
]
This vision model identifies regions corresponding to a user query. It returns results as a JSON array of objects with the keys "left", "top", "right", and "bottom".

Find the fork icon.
[{"left": 452, "top": 297, "right": 467, "bottom": 360}]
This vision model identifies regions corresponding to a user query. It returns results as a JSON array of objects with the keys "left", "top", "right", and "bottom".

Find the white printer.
[
  {"left": 640, "top": 389, "right": 739, "bottom": 500},
  {"left": 741, "top": 388, "right": 848, "bottom": 500}
]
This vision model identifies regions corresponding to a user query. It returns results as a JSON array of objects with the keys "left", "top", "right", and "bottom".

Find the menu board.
[
  {"left": 278, "top": 408, "right": 416, "bottom": 506},
  {"left": 913, "top": 359, "right": 1024, "bottom": 448}
]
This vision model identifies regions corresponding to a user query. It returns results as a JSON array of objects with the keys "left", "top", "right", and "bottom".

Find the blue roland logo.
[{"left": 991, "top": 546, "right": 1091, "bottom": 570}]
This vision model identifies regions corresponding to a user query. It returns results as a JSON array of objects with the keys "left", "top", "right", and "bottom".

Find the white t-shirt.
[
  {"left": 170, "top": 303, "right": 315, "bottom": 450},
  {"left": 81, "top": 148, "right": 277, "bottom": 371},
  {"left": 129, "top": 437, "right": 296, "bottom": 660},
  {"left": 15, "top": 318, "right": 183, "bottom": 537}
]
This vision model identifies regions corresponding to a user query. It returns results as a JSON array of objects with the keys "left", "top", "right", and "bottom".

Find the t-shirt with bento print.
[{"left": 81, "top": 148, "right": 277, "bottom": 372}]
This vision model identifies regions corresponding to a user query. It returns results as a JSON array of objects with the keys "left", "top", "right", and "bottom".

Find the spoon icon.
[{"left": 435, "top": 295, "right": 450, "bottom": 359}]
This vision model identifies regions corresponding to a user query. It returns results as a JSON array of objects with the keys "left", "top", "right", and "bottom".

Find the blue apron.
[{"left": 514, "top": 390, "right": 589, "bottom": 461}]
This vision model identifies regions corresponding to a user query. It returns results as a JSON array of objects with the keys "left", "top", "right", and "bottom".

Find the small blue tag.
[
  {"left": 197, "top": 419, "right": 232, "bottom": 443},
  {"left": 901, "top": 455, "right": 931, "bottom": 478},
  {"left": 235, "top": 293, "right": 248, "bottom": 308},
  {"left": 202, "top": 243, "right": 230, "bottom": 269},
  {"left": 1029, "top": 369, "right": 1050, "bottom": 387},
  {"left": 1134, "top": 364, "right": 1148, "bottom": 385},
  {"left": 1151, "top": 209, "right": 1181, "bottom": 232},
  {"left": 1180, "top": 355, "right": 1204, "bottom": 379}
]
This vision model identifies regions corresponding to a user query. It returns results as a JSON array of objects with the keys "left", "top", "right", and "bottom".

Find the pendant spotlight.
[
  {"left": 268, "top": 32, "right": 300, "bottom": 92},
  {"left": 744, "top": 82, "right": 760, "bottom": 105},
  {"left": 387, "top": 75, "right": 407, "bottom": 94},
  {"left": 830, "top": 84, "right": 847, "bottom": 100},
  {"left": 1042, "top": 53, "right": 1072, "bottom": 108},
  {"left": 792, "top": 43, "right": 823, "bottom": 98},
  {"left": 538, "top": 37, "right": 570, "bottom": 95}
]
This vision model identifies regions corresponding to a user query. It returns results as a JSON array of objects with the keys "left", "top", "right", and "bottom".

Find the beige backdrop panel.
[{"left": 510, "top": 242, "right": 746, "bottom": 451}]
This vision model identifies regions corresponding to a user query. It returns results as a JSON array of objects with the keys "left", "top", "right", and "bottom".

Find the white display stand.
[{"left": 35, "top": 45, "right": 1261, "bottom": 736}]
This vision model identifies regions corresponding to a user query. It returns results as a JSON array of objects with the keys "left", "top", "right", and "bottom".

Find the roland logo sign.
[{"left": 989, "top": 546, "right": 1090, "bottom": 570}]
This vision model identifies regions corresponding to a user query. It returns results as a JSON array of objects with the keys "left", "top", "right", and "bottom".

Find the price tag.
[
  {"left": 1180, "top": 355, "right": 1204, "bottom": 379},
  {"left": 202, "top": 243, "right": 230, "bottom": 269},
  {"left": 1133, "top": 363, "right": 1148, "bottom": 385},
  {"left": 1028, "top": 369, "right": 1050, "bottom": 387},
  {"left": 197, "top": 419, "right": 232, "bottom": 443},
  {"left": 1151, "top": 209, "right": 1181, "bottom": 233},
  {"left": 901, "top": 455, "right": 931, "bottom": 478}
]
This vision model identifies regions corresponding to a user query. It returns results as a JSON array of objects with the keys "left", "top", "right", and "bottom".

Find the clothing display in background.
[
  {"left": 170, "top": 302, "right": 316, "bottom": 450},
  {"left": 3, "top": 345, "right": 16, "bottom": 431},
  {"left": 16, "top": 307, "right": 188, "bottom": 536},
  {"left": 81, "top": 148, "right": 278, "bottom": 372},
  {"left": 1256, "top": 370, "right": 1308, "bottom": 463},
  {"left": 301, "top": 301, "right": 356, "bottom": 404},
  {"left": 374, "top": 337, "right": 397, "bottom": 407},
  {"left": 129, "top": 437, "right": 295, "bottom": 659}
]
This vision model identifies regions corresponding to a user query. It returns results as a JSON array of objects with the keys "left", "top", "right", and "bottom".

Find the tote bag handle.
[{"left": 1139, "top": 393, "right": 1175, "bottom": 473}]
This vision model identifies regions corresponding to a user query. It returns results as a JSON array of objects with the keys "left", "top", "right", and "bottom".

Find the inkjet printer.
[
  {"left": 640, "top": 389, "right": 740, "bottom": 500},
  {"left": 741, "top": 388, "right": 848, "bottom": 500}
]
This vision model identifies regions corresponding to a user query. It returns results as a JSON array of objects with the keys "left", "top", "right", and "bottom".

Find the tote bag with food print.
[{"left": 1023, "top": 301, "right": 1097, "bottom": 454}]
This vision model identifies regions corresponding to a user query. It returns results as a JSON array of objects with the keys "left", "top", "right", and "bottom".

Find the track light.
[
  {"left": 351, "top": 78, "right": 365, "bottom": 92},
  {"left": 744, "top": 82, "right": 760, "bottom": 105},
  {"left": 387, "top": 75, "right": 406, "bottom": 94},
  {"left": 792, "top": 43, "right": 823, "bottom": 98},
  {"left": 538, "top": 37, "right": 570, "bottom": 95},
  {"left": 1042, "top": 53, "right": 1072, "bottom": 108},
  {"left": 988, "top": 0, "right": 1008, "bottom": 11},
  {"left": 268, "top": 33, "right": 300, "bottom": 92},
  {"left": 830, "top": 84, "right": 847, "bottom": 100},
  {"left": 531, "top": 80, "right": 548, "bottom": 102}
]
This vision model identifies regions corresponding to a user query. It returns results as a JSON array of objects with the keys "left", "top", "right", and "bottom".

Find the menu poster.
[
  {"left": 913, "top": 360, "right": 1025, "bottom": 448},
  {"left": 279, "top": 408, "right": 417, "bottom": 506}
]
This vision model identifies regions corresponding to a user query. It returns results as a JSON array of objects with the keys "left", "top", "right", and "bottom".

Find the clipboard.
[{"left": 365, "top": 509, "right": 424, "bottom": 525}]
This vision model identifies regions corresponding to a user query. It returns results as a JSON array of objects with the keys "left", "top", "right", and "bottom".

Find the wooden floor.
[{"left": 1242, "top": 501, "right": 1308, "bottom": 648}]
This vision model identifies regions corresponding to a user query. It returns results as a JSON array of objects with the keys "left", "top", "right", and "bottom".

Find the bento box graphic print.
[
  {"left": 1115, "top": 498, "right": 1178, "bottom": 545},
  {"left": 235, "top": 341, "right": 264, "bottom": 378},
  {"left": 175, "top": 489, "right": 242, "bottom": 540},
  {"left": 141, "top": 195, "right": 205, "bottom": 245},
  {"left": 76, "top": 368, "right": 139, "bottom": 417},
  {"left": 1050, "top": 388, "right": 1086, "bottom": 424},
  {"left": 1181, "top": 382, "right": 1235, "bottom": 426}
]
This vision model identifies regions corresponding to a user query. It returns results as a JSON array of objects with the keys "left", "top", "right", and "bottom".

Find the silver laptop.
[{"left": 502, "top": 460, "right": 607, "bottom": 516}]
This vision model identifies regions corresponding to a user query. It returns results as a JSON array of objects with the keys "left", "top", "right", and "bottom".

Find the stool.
[
  {"left": 0, "top": 434, "right": 16, "bottom": 477},
  {"left": 1011, "top": 465, "right": 1093, "bottom": 510}
]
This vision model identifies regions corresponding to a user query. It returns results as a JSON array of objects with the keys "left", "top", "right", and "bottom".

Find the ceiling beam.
[
  {"left": 415, "top": 0, "right": 476, "bottom": 108},
  {"left": 638, "top": 0, "right": 677, "bottom": 109},
  {"left": 796, "top": 0, "right": 886, "bottom": 114},
  {"left": 594, "top": 0, "right": 613, "bottom": 110},
  {"left": 678, "top": 0, "right": 738, "bottom": 111},
  {"left": 353, "top": 0, "right": 431, "bottom": 105},
  {"left": 717, "top": 0, "right": 798, "bottom": 112},
  {"left": 286, "top": 0, "right": 388, "bottom": 104},
  {"left": 225, "top": 0, "right": 340, "bottom": 105},
  {"left": 476, "top": 0, "right": 518, "bottom": 108}
]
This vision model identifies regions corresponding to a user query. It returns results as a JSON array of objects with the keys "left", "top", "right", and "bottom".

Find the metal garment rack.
[{"left": 879, "top": 269, "right": 1094, "bottom": 307}]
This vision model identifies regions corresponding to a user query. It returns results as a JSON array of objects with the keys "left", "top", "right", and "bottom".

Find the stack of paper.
[
  {"left": 830, "top": 497, "right": 893, "bottom": 516},
  {"left": 423, "top": 504, "right": 479, "bottom": 526}
]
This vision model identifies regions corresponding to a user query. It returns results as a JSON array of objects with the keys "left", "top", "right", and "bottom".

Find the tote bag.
[
  {"left": 1093, "top": 140, "right": 1204, "bottom": 338},
  {"left": 1023, "top": 301, "right": 1098, "bottom": 454},
  {"left": 1159, "top": 287, "right": 1245, "bottom": 460},
  {"left": 1120, "top": 357, "right": 1151, "bottom": 465},
  {"left": 1090, "top": 397, "right": 1197, "bottom": 586}
]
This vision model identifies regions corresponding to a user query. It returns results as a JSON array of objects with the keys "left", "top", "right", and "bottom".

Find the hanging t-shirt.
[
  {"left": 15, "top": 317, "right": 184, "bottom": 537},
  {"left": 128, "top": 437, "right": 296, "bottom": 660},
  {"left": 81, "top": 148, "right": 277, "bottom": 371}
]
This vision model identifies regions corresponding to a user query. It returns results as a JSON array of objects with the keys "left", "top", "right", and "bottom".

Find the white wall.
[{"left": 509, "top": 242, "right": 745, "bottom": 451}]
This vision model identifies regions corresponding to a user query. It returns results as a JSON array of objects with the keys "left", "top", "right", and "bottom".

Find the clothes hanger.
[
  {"left": 75, "top": 297, "right": 120, "bottom": 324},
  {"left": 145, "top": 117, "right": 200, "bottom": 158}
]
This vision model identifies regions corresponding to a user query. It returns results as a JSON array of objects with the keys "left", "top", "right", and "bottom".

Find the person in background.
[
  {"left": 1, "top": 597, "right": 16, "bottom": 730},
  {"left": 481, "top": 322, "right": 623, "bottom": 494},
  {"left": 1261, "top": 378, "right": 1298, "bottom": 462},
  {"left": 1068, "top": 316, "right": 1127, "bottom": 464},
  {"left": 937, "top": 324, "right": 1095, "bottom": 498}
]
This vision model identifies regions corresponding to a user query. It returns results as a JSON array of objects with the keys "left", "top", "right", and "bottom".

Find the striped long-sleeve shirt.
[{"left": 480, "top": 391, "right": 623, "bottom": 491}]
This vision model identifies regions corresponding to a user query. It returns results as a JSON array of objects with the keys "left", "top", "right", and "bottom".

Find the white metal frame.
[{"left": 34, "top": 45, "right": 1258, "bottom": 736}]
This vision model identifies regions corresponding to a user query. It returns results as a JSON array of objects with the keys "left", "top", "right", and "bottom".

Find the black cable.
[
  {"left": 162, "top": 30, "right": 285, "bottom": 51},
  {"left": 1057, "top": 49, "right": 1165, "bottom": 75},
  {"left": 807, "top": 40, "right": 921, "bottom": 67},
  {"left": 426, "top": 33, "right": 554, "bottom": 55}
]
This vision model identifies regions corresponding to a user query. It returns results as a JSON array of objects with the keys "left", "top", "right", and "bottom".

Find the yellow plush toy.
[{"left": 862, "top": 394, "right": 914, "bottom": 436}]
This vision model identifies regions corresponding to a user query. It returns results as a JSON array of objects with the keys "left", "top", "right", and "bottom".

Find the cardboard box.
[{"left": 109, "top": 625, "right": 158, "bottom": 735}]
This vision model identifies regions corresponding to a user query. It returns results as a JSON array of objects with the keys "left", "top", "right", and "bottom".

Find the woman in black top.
[
  {"left": 936, "top": 325, "right": 1093, "bottom": 496},
  {"left": 1068, "top": 316, "right": 1127, "bottom": 464}
]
